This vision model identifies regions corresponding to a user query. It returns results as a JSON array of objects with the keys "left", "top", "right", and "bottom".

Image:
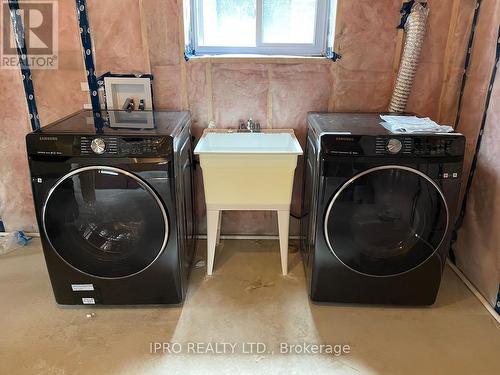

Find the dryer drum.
[
  {"left": 42, "top": 166, "right": 169, "bottom": 279},
  {"left": 324, "top": 165, "right": 449, "bottom": 277}
]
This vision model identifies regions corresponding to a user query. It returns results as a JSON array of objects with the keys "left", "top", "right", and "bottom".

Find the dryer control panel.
[
  {"left": 321, "top": 134, "right": 465, "bottom": 157},
  {"left": 25, "top": 135, "right": 172, "bottom": 158},
  {"left": 374, "top": 137, "right": 412, "bottom": 155},
  {"left": 79, "top": 136, "right": 170, "bottom": 157}
]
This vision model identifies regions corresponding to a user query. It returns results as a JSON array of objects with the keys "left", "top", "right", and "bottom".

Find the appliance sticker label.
[
  {"left": 82, "top": 298, "right": 95, "bottom": 305},
  {"left": 72, "top": 284, "right": 94, "bottom": 291}
]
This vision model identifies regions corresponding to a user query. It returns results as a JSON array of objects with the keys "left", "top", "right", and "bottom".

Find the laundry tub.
[{"left": 194, "top": 129, "right": 303, "bottom": 275}]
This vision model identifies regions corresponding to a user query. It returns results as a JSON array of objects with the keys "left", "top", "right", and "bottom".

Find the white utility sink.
[
  {"left": 194, "top": 129, "right": 303, "bottom": 276},
  {"left": 194, "top": 131, "right": 303, "bottom": 154}
]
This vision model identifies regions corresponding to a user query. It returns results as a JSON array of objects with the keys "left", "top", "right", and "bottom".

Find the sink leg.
[
  {"left": 206, "top": 210, "right": 220, "bottom": 276},
  {"left": 277, "top": 210, "right": 290, "bottom": 276},
  {"left": 216, "top": 211, "right": 222, "bottom": 245}
]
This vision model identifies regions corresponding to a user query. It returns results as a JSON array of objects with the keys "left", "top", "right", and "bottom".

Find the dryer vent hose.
[{"left": 389, "top": 2, "right": 430, "bottom": 113}]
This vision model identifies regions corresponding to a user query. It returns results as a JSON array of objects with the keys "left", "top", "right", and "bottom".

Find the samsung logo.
[
  {"left": 335, "top": 137, "right": 354, "bottom": 142},
  {"left": 39, "top": 136, "right": 58, "bottom": 141}
]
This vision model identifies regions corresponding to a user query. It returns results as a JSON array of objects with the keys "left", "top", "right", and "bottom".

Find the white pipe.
[
  {"left": 195, "top": 234, "right": 301, "bottom": 240},
  {"left": 447, "top": 259, "right": 500, "bottom": 324}
]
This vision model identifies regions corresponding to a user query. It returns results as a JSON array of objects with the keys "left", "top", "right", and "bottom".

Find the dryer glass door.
[
  {"left": 325, "top": 166, "right": 448, "bottom": 276},
  {"left": 43, "top": 166, "right": 168, "bottom": 278}
]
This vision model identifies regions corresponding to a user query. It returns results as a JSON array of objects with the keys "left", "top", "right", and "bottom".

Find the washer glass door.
[
  {"left": 325, "top": 166, "right": 448, "bottom": 276},
  {"left": 43, "top": 166, "right": 168, "bottom": 278}
]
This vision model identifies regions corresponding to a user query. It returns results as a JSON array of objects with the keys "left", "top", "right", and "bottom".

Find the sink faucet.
[{"left": 239, "top": 118, "right": 261, "bottom": 132}]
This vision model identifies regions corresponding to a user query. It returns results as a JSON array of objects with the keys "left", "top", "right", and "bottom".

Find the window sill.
[{"left": 186, "top": 54, "right": 331, "bottom": 64}]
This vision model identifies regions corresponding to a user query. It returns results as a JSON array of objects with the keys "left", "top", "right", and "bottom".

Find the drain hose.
[{"left": 389, "top": 2, "right": 430, "bottom": 113}]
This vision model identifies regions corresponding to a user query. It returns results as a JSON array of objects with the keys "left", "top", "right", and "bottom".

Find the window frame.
[{"left": 191, "top": 0, "right": 332, "bottom": 56}]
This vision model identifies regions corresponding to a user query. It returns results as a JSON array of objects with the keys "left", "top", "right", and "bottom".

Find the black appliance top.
[
  {"left": 308, "top": 112, "right": 457, "bottom": 136},
  {"left": 33, "top": 110, "right": 190, "bottom": 136},
  {"left": 307, "top": 112, "right": 465, "bottom": 158},
  {"left": 26, "top": 110, "right": 190, "bottom": 158}
]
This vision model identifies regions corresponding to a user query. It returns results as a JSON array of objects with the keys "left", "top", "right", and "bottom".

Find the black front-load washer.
[
  {"left": 26, "top": 110, "right": 196, "bottom": 305},
  {"left": 301, "top": 113, "right": 465, "bottom": 305}
]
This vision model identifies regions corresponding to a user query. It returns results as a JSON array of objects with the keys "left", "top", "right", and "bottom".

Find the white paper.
[{"left": 380, "top": 115, "right": 454, "bottom": 134}]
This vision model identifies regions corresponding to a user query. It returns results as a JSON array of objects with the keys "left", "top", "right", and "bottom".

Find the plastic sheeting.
[
  {"left": 455, "top": 64, "right": 499, "bottom": 308},
  {"left": 28, "top": 0, "right": 88, "bottom": 125},
  {"left": 0, "top": 69, "right": 36, "bottom": 232},
  {"left": 86, "top": 0, "right": 149, "bottom": 76},
  {"left": 454, "top": 0, "right": 500, "bottom": 308}
]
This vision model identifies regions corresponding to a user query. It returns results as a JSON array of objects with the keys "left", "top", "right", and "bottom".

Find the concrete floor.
[{"left": 0, "top": 239, "right": 499, "bottom": 375}]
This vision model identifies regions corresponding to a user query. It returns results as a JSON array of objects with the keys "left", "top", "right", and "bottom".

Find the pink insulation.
[
  {"left": 0, "top": 0, "right": 89, "bottom": 231},
  {"left": 406, "top": 0, "right": 454, "bottom": 117},
  {"left": 455, "top": 0, "right": 500, "bottom": 200},
  {"left": 0, "top": 70, "right": 37, "bottom": 231},
  {"left": 332, "top": 0, "right": 401, "bottom": 112},
  {"left": 437, "top": 0, "right": 477, "bottom": 126},
  {"left": 186, "top": 62, "right": 210, "bottom": 135},
  {"left": 212, "top": 63, "right": 269, "bottom": 128},
  {"left": 30, "top": 0, "right": 88, "bottom": 125},
  {"left": 152, "top": 65, "right": 183, "bottom": 110},
  {"left": 141, "top": 0, "right": 180, "bottom": 66},
  {"left": 456, "top": 65, "right": 500, "bottom": 307},
  {"left": 454, "top": 0, "right": 500, "bottom": 308},
  {"left": 87, "top": 0, "right": 148, "bottom": 75},
  {"left": 271, "top": 64, "right": 331, "bottom": 132}
]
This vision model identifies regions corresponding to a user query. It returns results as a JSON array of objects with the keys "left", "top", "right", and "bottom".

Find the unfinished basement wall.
[
  {"left": 0, "top": 69, "right": 35, "bottom": 232},
  {"left": 454, "top": 0, "right": 500, "bottom": 309},
  {"left": 28, "top": 0, "right": 88, "bottom": 126},
  {"left": 144, "top": 0, "right": 477, "bottom": 235},
  {"left": 0, "top": 0, "right": 88, "bottom": 232},
  {"left": 0, "top": 0, "right": 478, "bottom": 235}
]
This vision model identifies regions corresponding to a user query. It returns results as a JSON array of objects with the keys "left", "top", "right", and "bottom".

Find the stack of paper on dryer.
[{"left": 380, "top": 115, "right": 454, "bottom": 134}]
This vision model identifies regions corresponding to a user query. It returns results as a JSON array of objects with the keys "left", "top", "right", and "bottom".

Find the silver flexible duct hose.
[{"left": 389, "top": 2, "right": 430, "bottom": 113}]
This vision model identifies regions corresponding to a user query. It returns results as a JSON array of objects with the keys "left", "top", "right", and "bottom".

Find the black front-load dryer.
[
  {"left": 26, "top": 110, "right": 196, "bottom": 305},
  {"left": 301, "top": 113, "right": 465, "bottom": 305}
]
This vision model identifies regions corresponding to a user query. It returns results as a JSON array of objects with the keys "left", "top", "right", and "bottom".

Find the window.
[{"left": 188, "top": 0, "right": 336, "bottom": 56}]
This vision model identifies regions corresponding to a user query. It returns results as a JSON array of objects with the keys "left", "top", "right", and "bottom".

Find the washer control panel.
[
  {"left": 81, "top": 137, "right": 118, "bottom": 156},
  {"left": 374, "top": 137, "right": 412, "bottom": 155},
  {"left": 79, "top": 137, "right": 167, "bottom": 157},
  {"left": 90, "top": 138, "right": 106, "bottom": 154},
  {"left": 385, "top": 139, "right": 402, "bottom": 154},
  {"left": 412, "top": 137, "right": 459, "bottom": 156},
  {"left": 119, "top": 138, "right": 163, "bottom": 156},
  {"left": 322, "top": 134, "right": 465, "bottom": 157}
]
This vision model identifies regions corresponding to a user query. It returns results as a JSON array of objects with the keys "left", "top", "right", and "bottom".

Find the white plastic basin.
[
  {"left": 194, "top": 130, "right": 303, "bottom": 209},
  {"left": 194, "top": 129, "right": 303, "bottom": 276},
  {"left": 194, "top": 131, "right": 303, "bottom": 154}
]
